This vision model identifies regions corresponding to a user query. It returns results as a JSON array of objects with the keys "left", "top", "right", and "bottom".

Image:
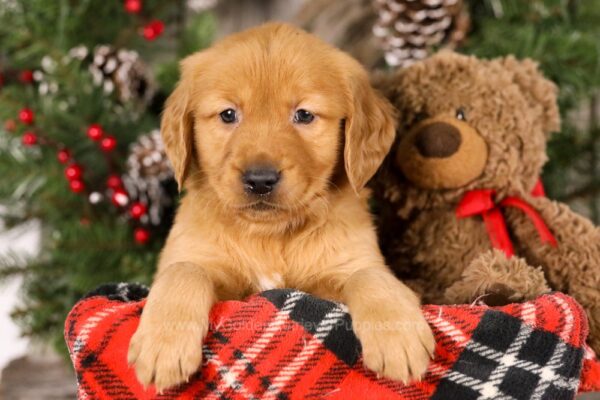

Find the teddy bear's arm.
[
  {"left": 506, "top": 196, "right": 600, "bottom": 353},
  {"left": 387, "top": 209, "right": 496, "bottom": 304}
]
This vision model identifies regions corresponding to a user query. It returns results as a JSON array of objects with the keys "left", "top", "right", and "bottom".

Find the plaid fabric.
[{"left": 65, "top": 285, "right": 600, "bottom": 399}]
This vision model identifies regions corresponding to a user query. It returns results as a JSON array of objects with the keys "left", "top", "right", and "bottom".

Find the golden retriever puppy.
[{"left": 128, "top": 23, "right": 434, "bottom": 391}]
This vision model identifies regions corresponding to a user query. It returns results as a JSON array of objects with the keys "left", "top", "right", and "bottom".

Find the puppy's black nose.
[{"left": 242, "top": 166, "right": 280, "bottom": 195}]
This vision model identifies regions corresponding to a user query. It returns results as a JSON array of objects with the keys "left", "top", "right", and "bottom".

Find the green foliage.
[{"left": 0, "top": 0, "right": 214, "bottom": 354}]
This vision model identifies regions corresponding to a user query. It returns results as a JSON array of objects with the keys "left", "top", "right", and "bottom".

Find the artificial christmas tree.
[{"left": 0, "top": 0, "right": 214, "bottom": 352}]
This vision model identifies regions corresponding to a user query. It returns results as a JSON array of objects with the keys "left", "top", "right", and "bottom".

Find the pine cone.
[
  {"left": 373, "top": 0, "right": 470, "bottom": 67},
  {"left": 86, "top": 45, "right": 154, "bottom": 104},
  {"left": 122, "top": 130, "right": 175, "bottom": 226}
]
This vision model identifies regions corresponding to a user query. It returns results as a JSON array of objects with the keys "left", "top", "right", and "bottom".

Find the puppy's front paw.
[
  {"left": 128, "top": 317, "right": 207, "bottom": 392},
  {"left": 354, "top": 305, "right": 435, "bottom": 383}
]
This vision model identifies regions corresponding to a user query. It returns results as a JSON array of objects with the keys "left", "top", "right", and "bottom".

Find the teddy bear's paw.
[
  {"left": 444, "top": 250, "right": 550, "bottom": 305},
  {"left": 354, "top": 305, "right": 435, "bottom": 383},
  {"left": 128, "top": 318, "right": 206, "bottom": 392},
  {"left": 484, "top": 282, "right": 519, "bottom": 306}
]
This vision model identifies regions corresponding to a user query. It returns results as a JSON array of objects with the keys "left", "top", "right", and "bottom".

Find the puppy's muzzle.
[{"left": 242, "top": 166, "right": 281, "bottom": 195}]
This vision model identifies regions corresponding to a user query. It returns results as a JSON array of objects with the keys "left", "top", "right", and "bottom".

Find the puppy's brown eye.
[
  {"left": 294, "top": 109, "right": 315, "bottom": 124},
  {"left": 456, "top": 108, "right": 467, "bottom": 121},
  {"left": 220, "top": 109, "right": 237, "bottom": 124}
]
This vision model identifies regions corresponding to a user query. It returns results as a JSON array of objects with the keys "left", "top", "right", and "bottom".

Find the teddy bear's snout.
[
  {"left": 395, "top": 116, "right": 489, "bottom": 189},
  {"left": 414, "top": 122, "right": 462, "bottom": 158}
]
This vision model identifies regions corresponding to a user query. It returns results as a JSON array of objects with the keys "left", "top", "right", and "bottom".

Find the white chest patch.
[{"left": 257, "top": 273, "right": 284, "bottom": 291}]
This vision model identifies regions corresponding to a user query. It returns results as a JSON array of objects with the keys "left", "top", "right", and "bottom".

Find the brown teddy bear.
[{"left": 372, "top": 51, "right": 600, "bottom": 353}]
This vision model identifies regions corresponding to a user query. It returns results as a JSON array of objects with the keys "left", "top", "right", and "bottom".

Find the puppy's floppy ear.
[
  {"left": 344, "top": 66, "right": 397, "bottom": 192},
  {"left": 161, "top": 53, "right": 204, "bottom": 190}
]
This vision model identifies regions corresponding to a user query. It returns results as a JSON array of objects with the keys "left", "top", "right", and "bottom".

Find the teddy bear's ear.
[{"left": 498, "top": 56, "right": 561, "bottom": 137}]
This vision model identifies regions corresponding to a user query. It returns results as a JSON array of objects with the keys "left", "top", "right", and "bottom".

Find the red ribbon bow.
[{"left": 455, "top": 181, "right": 557, "bottom": 257}]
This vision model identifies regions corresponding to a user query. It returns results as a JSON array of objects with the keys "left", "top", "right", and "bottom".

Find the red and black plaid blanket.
[{"left": 65, "top": 284, "right": 600, "bottom": 399}]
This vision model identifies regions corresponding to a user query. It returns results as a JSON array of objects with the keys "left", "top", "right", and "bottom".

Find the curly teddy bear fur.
[{"left": 372, "top": 51, "right": 600, "bottom": 353}]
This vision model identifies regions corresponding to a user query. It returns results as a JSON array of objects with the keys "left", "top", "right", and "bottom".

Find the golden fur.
[{"left": 128, "top": 23, "right": 434, "bottom": 392}]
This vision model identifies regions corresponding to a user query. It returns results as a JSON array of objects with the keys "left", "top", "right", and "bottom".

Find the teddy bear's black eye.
[
  {"left": 456, "top": 108, "right": 467, "bottom": 121},
  {"left": 414, "top": 111, "right": 428, "bottom": 123},
  {"left": 220, "top": 108, "right": 237, "bottom": 124}
]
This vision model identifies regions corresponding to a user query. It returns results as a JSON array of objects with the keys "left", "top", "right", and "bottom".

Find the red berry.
[
  {"left": 153, "top": 20, "right": 165, "bottom": 35},
  {"left": 134, "top": 227, "right": 150, "bottom": 244},
  {"left": 129, "top": 202, "right": 147, "bottom": 219},
  {"left": 100, "top": 135, "right": 117, "bottom": 152},
  {"left": 124, "top": 0, "right": 142, "bottom": 13},
  {"left": 106, "top": 174, "right": 123, "bottom": 189},
  {"left": 21, "top": 131, "right": 38, "bottom": 146},
  {"left": 18, "top": 108, "right": 34, "bottom": 125},
  {"left": 86, "top": 124, "right": 104, "bottom": 141},
  {"left": 69, "top": 179, "right": 85, "bottom": 193},
  {"left": 65, "top": 163, "right": 83, "bottom": 180},
  {"left": 142, "top": 26, "right": 156, "bottom": 40},
  {"left": 57, "top": 148, "right": 71, "bottom": 164},
  {"left": 0, "top": 73, "right": 5, "bottom": 88},
  {"left": 19, "top": 70, "right": 34, "bottom": 84},
  {"left": 4, "top": 119, "right": 16, "bottom": 132},
  {"left": 111, "top": 188, "right": 129, "bottom": 207},
  {"left": 142, "top": 20, "right": 164, "bottom": 41}
]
